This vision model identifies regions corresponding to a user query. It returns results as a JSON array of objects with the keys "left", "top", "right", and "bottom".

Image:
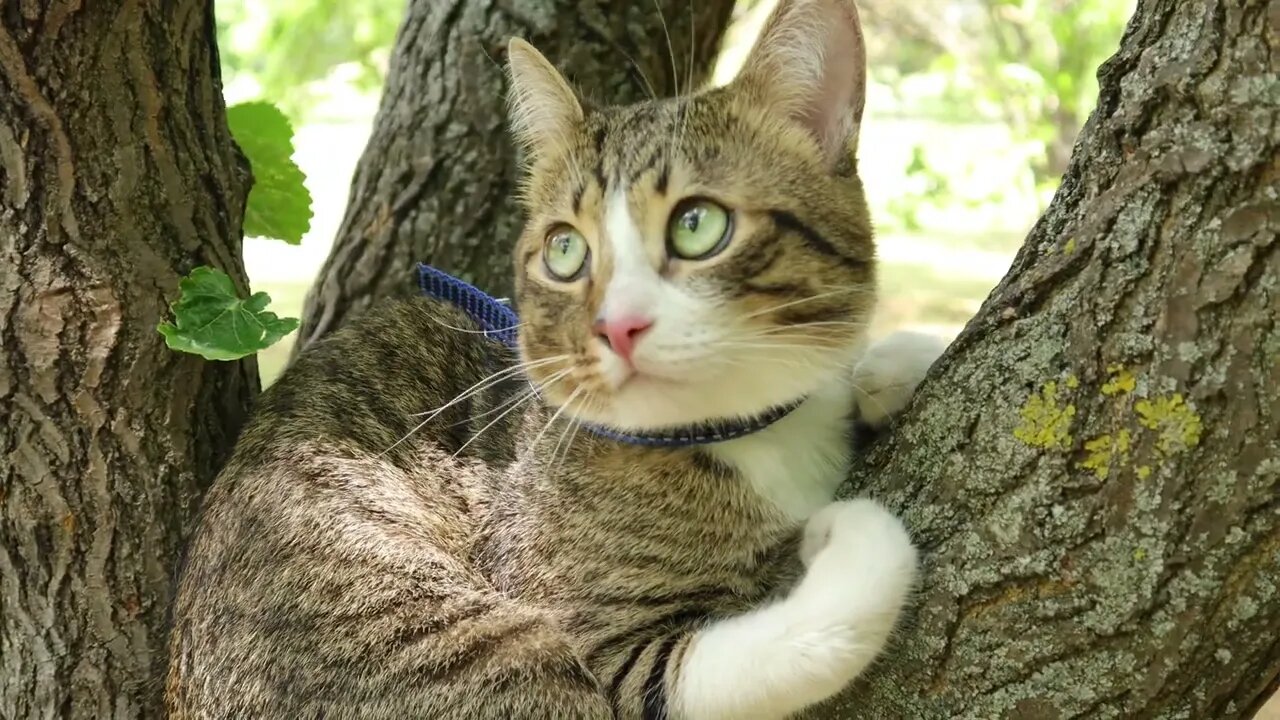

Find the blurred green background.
[{"left": 217, "top": 0, "right": 1133, "bottom": 385}]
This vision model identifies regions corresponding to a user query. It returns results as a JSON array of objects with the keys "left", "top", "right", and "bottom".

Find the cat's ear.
[
  {"left": 732, "top": 0, "right": 867, "bottom": 166},
  {"left": 506, "top": 38, "right": 584, "bottom": 154}
]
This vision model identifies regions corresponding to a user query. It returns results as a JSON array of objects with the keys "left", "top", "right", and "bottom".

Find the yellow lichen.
[
  {"left": 1133, "top": 547, "right": 1147, "bottom": 561},
  {"left": 1101, "top": 365, "right": 1136, "bottom": 396},
  {"left": 1137, "top": 466, "right": 1152, "bottom": 480},
  {"left": 1063, "top": 237, "right": 1077, "bottom": 254},
  {"left": 1014, "top": 380, "right": 1077, "bottom": 449},
  {"left": 1065, "top": 374, "right": 1080, "bottom": 389},
  {"left": 1078, "top": 429, "right": 1132, "bottom": 478},
  {"left": 1135, "top": 394, "right": 1203, "bottom": 455}
]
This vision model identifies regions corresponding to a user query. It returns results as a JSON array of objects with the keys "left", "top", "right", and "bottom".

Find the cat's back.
[{"left": 165, "top": 298, "right": 598, "bottom": 719}]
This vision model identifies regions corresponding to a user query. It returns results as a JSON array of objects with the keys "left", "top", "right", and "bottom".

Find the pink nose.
[{"left": 594, "top": 315, "right": 653, "bottom": 363}]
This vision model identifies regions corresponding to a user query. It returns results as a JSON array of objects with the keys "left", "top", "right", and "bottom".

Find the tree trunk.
[
  {"left": 294, "top": 0, "right": 737, "bottom": 353},
  {"left": 829, "top": 0, "right": 1279, "bottom": 717},
  {"left": 0, "top": 3, "right": 253, "bottom": 717}
]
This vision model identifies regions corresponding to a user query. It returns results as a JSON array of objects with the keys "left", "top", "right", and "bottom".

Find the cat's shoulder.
[{"left": 235, "top": 295, "right": 519, "bottom": 464}]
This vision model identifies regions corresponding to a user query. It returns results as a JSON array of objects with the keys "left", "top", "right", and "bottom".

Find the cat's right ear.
[
  {"left": 506, "top": 38, "right": 584, "bottom": 155},
  {"left": 731, "top": 0, "right": 868, "bottom": 167}
]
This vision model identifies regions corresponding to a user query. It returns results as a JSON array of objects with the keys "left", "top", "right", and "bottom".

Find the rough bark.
[
  {"left": 0, "top": 2, "right": 254, "bottom": 717},
  {"left": 831, "top": 0, "right": 1280, "bottom": 717},
  {"left": 294, "top": 0, "right": 737, "bottom": 354}
]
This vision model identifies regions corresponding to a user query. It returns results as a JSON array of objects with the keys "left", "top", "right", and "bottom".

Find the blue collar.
[{"left": 416, "top": 263, "right": 803, "bottom": 448}]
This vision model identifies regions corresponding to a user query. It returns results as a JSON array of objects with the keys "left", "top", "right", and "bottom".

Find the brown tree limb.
[
  {"left": 0, "top": 2, "right": 253, "bottom": 716},
  {"left": 827, "top": 0, "right": 1280, "bottom": 716}
]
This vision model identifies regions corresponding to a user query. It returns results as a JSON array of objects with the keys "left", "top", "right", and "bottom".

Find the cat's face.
[{"left": 508, "top": 0, "right": 874, "bottom": 431}]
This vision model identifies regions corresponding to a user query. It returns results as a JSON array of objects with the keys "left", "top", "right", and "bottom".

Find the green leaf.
[
  {"left": 157, "top": 266, "right": 299, "bottom": 361},
  {"left": 226, "top": 101, "right": 313, "bottom": 243}
]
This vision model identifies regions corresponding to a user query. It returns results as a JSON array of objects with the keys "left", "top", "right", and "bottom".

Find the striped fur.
[{"left": 167, "top": 1, "right": 934, "bottom": 718}]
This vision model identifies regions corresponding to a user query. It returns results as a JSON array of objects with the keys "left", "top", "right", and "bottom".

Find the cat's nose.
[{"left": 593, "top": 315, "right": 653, "bottom": 364}]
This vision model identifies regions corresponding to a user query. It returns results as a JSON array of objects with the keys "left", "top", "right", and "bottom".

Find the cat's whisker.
[
  {"left": 734, "top": 324, "right": 872, "bottom": 342},
  {"left": 444, "top": 387, "right": 535, "bottom": 430},
  {"left": 562, "top": 417, "right": 585, "bottom": 472},
  {"left": 525, "top": 386, "right": 585, "bottom": 461},
  {"left": 676, "top": 0, "right": 696, "bottom": 158},
  {"left": 729, "top": 328, "right": 870, "bottom": 343},
  {"left": 409, "top": 355, "right": 568, "bottom": 418},
  {"left": 651, "top": 0, "right": 679, "bottom": 100},
  {"left": 674, "top": 98, "right": 690, "bottom": 169},
  {"left": 706, "top": 356, "right": 827, "bottom": 378},
  {"left": 651, "top": 0, "right": 683, "bottom": 164},
  {"left": 712, "top": 338, "right": 832, "bottom": 351},
  {"left": 451, "top": 368, "right": 574, "bottom": 459},
  {"left": 714, "top": 334, "right": 859, "bottom": 352},
  {"left": 740, "top": 288, "right": 863, "bottom": 320},
  {"left": 446, "top": 368, "right": 571, "bottom": 429},
  {"left": 615, "top": 45, "right": 657, "bottom": 101},
  {"left": 685, "top": 0, "right": 696, "bottom": 95},
  {"left": 644, "top": 328, "right": 862, "bottom": 366},
  {"left": 428, "top": 316, "right": 527, "bottom": 337},
  {"left": 708, "top": 342, "right": 852, "bottom": 373},
  {"left": 812, "top": 282, "right": 878, "bottom": 292},
  {"left": 475, "top": 37, "right": 504, "bottom": 72},
  {"left": 382, "top": 357, "right": 570, "bottom": 456},
  {"left": 762, "top": 320, "right": 873, "bottom": 331},
  {"left": 549, "top": 403, "right": 586, "bottom": 474},
  {"left": 549, "top": 416, "right": 575, "bottom": 470}
]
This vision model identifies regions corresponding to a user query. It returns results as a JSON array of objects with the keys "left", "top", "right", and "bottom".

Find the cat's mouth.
[
  {"left": 561, "top": 352, "right": 836, "bottom": 433},
  {"left": 614, "top": 368, "right": 680, "bottom": 392},
  {"left": 601, "top": 368, "right": 681, "bottom": 405},
  {"left": 596, "top": 347, "right": 694, "bottom": 392}
]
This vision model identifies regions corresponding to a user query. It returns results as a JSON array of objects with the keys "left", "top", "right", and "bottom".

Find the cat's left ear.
[
  {"left": 506, "top": 38, "right": 584, "bottom": 154},
  {"left": 732, "top": 0, "right": 867, "bottom": 167}
]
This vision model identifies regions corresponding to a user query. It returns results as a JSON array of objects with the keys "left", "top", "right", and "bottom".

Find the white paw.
[
  {"left": 797, "top": 499, "right": 918, "bottom": 617},
  {"left": 765, "top": 499, "right": 919, "bottom": 707},
  {"left": 851, "top": 331, "right": 946, "bottom": 429},
  {"left": 675, "top": 501, "right": 918, "bottom": 720}
]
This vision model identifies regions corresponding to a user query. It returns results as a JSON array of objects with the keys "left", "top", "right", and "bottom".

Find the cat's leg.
[
  {"left": 851, "top": 331, "right": 947, "bottom": 428},
  {"left": 622, "top": 499, "right": 916, "bottom": 720},
  {"left": 384, "top": 596, "right": 617, "bottom": 720},
  {"left": 170, "top": 571, "right": 616, "bottom": 720}
]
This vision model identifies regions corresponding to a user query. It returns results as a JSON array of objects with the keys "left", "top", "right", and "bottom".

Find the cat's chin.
[{"left": 565, "top": 364, "right": 844, "bottom": 433}]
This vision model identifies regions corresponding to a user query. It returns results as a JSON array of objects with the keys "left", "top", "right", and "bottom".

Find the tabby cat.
[{"left": 165, "top": 1, "right": 945, "bottom": 717}]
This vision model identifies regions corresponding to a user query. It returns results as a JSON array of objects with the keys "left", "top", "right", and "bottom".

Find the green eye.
[
  {"left": 668, "top": 199, "right": 732, "bottom": 260},
  {"left": 543, "top": 227, "right": 589, "bottom": 281}
]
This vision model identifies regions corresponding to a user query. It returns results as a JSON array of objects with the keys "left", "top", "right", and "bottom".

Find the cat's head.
[{"left": 507, "top": 0, "right": 875, "bottom": 431}]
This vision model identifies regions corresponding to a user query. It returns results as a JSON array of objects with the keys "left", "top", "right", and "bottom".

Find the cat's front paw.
[
  {"left": 774, "top": 498, "right": 917, "bottom": 705},
  {"left": 851, "top": 331, "right": 946, "bottom": 429},
  {"left": 674, "top": 500, "right": 917, "bottom": 720},
  {"left": 797, "top": 499, "right": 917, "bottom": 620}
]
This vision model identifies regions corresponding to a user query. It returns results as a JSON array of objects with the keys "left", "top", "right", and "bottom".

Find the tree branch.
[{"left": 825, "top": 0, "right": 1280, "bottom": 716}]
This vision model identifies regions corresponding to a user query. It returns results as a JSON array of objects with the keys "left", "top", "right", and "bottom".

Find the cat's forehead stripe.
[
  {"left": 583, "top": 101, "right": 689, "bottom": 202},
  {"left": 591, "top": 123, "right": 608, "bottom": 194}
]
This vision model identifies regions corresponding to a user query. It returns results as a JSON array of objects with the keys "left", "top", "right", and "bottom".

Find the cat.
[{"left": 165, "top": 0, "right": 945, "bottom": 718}]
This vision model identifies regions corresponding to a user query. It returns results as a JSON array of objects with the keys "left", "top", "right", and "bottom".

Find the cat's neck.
[{"left": 703, "top": 374, "right": 857, "bottom": 522}]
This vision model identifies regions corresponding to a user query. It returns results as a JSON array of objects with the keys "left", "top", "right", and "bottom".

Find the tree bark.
[
  {"left": 0, "top": 3, "right": 253, "bottom": 717},
  {"left": 829, "top": 0, "right": 1280, "bottom": 717},
  {"left": 294, "top": 0, "right": 737, "bottom": 354}
]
